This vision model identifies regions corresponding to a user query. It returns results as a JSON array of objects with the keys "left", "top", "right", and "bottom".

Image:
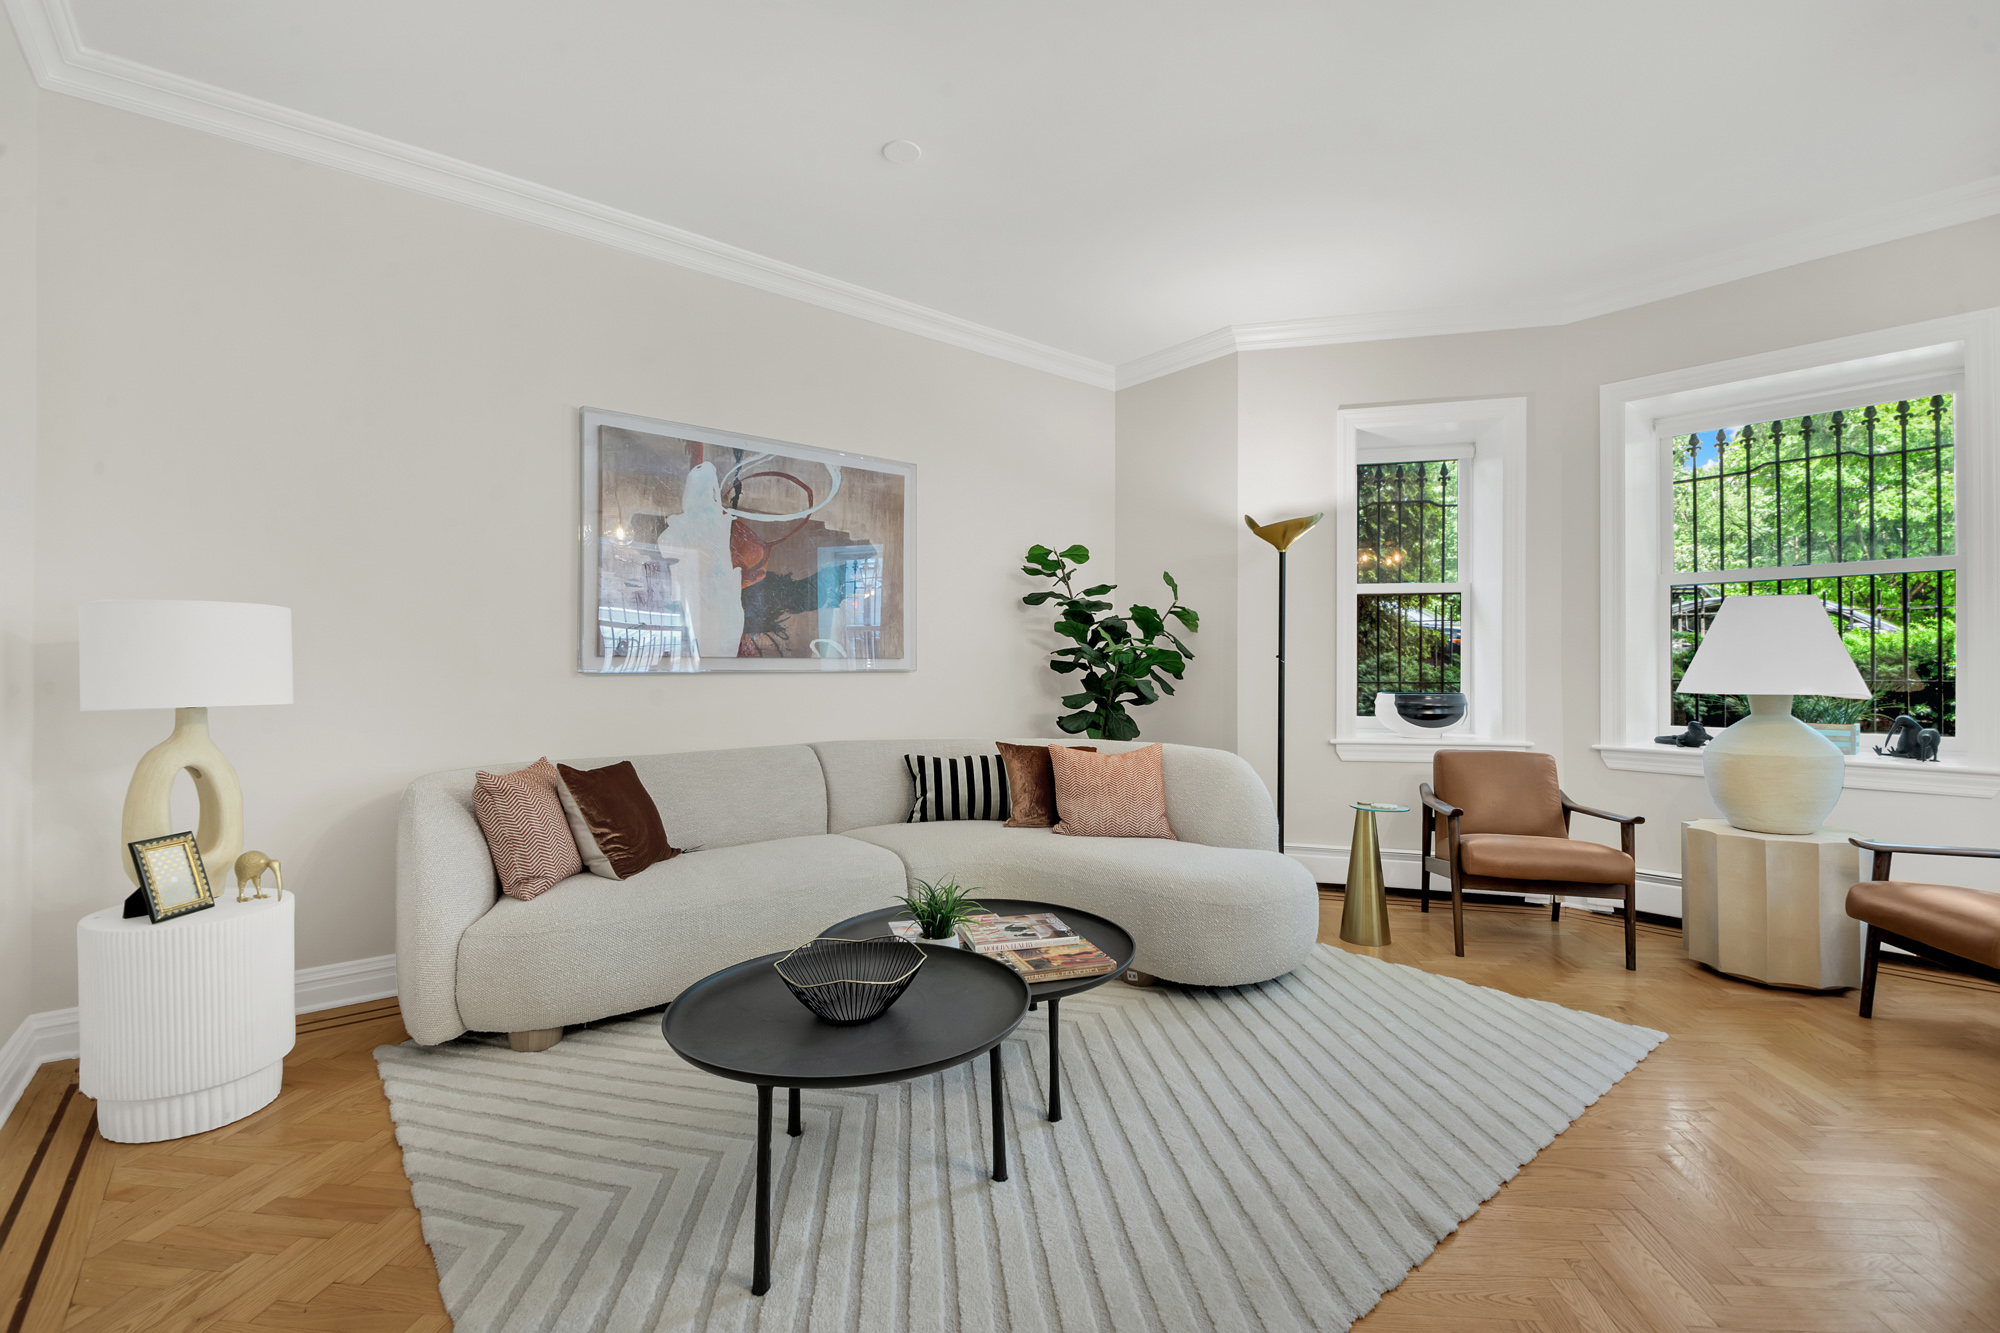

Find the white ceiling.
[{"left": 39, "top": 1, "right": 2000, "bottom": 378}]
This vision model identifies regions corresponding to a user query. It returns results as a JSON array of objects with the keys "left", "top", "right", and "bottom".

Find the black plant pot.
[{"left": 1390, "top": 692, "right": 1468, "bottom": 729}]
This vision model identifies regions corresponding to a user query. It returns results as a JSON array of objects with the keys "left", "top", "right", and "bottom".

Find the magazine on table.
[
  {"left": 991, "top": 940, "right": 1119, "bottom": 982},
  {"left": 955, "top": 911, "right": 1079, "bottom": 952}
]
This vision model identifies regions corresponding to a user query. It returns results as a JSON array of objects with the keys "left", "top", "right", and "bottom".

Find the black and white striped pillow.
[{"left": 905, "top": 754, "right": 1013, "bottom": 823}]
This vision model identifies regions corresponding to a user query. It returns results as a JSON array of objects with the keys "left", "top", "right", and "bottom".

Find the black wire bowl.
[{"left": 773, "top": 936, "right": 925, "bottom": 1024}]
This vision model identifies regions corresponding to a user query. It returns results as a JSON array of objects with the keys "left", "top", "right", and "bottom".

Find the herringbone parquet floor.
[{"left": 3, "top": 894, "right": 1997, "bottom": 1332}]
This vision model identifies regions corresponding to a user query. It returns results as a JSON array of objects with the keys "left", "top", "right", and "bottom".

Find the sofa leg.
[
  {"left": 508, "top": 1027, "right": 564, "bottom": 1052},
  {"left": 1550, "top": 897, "right": 1562, "bottom": 922},
  {"left": 1858, "top": 924, "right": 1881, "bottom": 1018},
  {"left": 1121, "top": 969, "right": 1158, "bottom": 988}
]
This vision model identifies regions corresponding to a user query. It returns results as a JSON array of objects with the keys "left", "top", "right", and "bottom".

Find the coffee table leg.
[
  {"left": 787, "top": 1086, "right": 801, "bottom": 1137},
  {"left": 990, "top": 1045, "right": 1008, "bottom": 1182},
  {"left": 753, "top": 1085, "right": 772, "bottom": 1295},
  {"left": 1046, "top": 996, "right": 1062, "bottom": 1122}
]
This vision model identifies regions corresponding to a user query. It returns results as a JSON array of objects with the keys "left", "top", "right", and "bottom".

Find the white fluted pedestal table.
[{"left": 78, "top": 892, "right": 295, "bottom": 1143}]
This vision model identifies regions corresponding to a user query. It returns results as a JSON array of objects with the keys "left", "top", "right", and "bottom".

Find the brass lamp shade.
[{"left": 1245, "top": 513, "right": 1323, "bottom": 553}]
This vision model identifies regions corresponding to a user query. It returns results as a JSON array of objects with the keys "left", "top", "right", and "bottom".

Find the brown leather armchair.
[
  {"left": 1419, "top": 751, "right": 1644, "bottom": 970},
  {"left": 1846, "top": 839, "right": 2000, "bottom": 1017}
]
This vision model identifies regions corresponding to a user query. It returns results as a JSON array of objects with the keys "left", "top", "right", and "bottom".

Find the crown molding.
[
  {"left": 1111, "top": 326, "right": 1242, "bottom": 391},
  {"left": 11, "top": 0, "right": 1997, "bottom": 396},
  {"left": 1114, "top": 173, "right": 2000, "bottom": 389},
  {"left": 1, "top": 0, "right": 1117, "bottom": 390}
]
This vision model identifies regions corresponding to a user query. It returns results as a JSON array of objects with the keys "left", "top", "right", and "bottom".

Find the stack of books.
[{"left": 956, "top": 911, "right": 1119, "bottom": 983}]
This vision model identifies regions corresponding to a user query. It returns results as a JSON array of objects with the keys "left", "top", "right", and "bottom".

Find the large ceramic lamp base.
[{"left": 1703, "top": 695, "right": 1845, "bottom": 835}]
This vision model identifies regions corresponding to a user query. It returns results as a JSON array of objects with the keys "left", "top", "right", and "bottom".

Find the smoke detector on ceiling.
[{"left": 881, "top": 140, "right": 922, "bottom": 165}]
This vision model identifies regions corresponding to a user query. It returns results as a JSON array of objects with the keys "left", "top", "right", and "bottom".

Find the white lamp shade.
[
  {"left": 80, "top": 600, "right": 294, "bottom": 711},
  {"left": 1675, "top": 595, "right": 1867, "bottom": 698}
]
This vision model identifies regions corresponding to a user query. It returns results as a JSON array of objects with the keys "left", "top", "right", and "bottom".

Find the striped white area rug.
[{"left": 375, "top": 946, "right": 1665, "bottom": 1333}]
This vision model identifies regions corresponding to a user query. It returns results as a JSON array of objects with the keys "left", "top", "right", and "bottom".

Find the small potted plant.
[
  {"left": 1791, "top": 693, "right": 1875, "bottom": 755},
  {"left": 895, "top": 876, "right": 985, "bottom": 948}
]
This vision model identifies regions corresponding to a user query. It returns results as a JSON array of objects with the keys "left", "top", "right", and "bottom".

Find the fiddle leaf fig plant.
[{"left": 1022, "top": 543, "right": 1199, "bottom": 741}]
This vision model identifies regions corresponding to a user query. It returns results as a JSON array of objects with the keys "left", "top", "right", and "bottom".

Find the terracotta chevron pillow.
[
  {"left": 1048, "top": 743, "right": 1177, "bottom": 840},
  {"left": 473, "top": 757, "right": 583, "bottom": 900}
]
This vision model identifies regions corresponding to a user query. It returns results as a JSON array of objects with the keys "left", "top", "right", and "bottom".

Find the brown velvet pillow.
[
  {"left": 997, "top": 741, "right": 1097, "bottom": 828},
  {"left": 1048, "top": 743, "right": 1176, "bottom": 839},
  {"left": 555, "top": 761, "right": 679, "bottom": 880}
]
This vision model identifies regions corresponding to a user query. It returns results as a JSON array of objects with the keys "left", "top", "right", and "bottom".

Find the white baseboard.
[
  {"left": 0, "top": 953, "right": 399, "bottom": 1128},
  {"left": 293, "top": 954, "right": 398, "bottom": 1015},
  {"left": 0, "top": 1007, "right": 81, "bottom": 1132},
  {"left": 1289, "top": 843, "right": 1685, "bottom": 919}
]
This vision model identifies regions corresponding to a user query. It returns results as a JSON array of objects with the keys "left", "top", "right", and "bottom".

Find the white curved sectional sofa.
[{"left": 395, "top": 738, "right": 1319, "bottom": 1047}]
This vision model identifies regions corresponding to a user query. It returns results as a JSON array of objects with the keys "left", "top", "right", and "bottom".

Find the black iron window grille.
[
  {"left": 1669, "top": 395, "right": 1955, "bottom": 733},
  {"left": 1357, "top": 460, "right": 1462, "bottom": 714}
]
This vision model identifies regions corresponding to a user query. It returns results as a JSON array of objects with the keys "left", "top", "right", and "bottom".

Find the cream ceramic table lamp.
[
  {"left": 79, "top": 600, "right": 293, "bottom": 885},
  {"left": 1675, "top": 595, "right": 1867, "bottom": 835}
]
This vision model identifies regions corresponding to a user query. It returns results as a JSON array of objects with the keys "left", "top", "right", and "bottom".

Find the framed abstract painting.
[{"left": 579, "top": 409, "right": 916, "bottom": 673}]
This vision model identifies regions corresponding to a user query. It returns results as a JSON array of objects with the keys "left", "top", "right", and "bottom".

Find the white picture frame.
[{"left": 578, "top": 408, "right": 917, "bottom": 673}]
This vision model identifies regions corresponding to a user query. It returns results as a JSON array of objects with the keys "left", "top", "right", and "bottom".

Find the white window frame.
[
  {"left": 1334, "top": 397, "right": 1528, "bottom": 761},
  {"left": 1597, "top": 308, "right": 2000, "bottom": 797}
]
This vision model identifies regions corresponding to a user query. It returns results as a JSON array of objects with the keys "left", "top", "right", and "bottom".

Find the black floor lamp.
[{"left": 1245, "top": 512, "right": 1324, "bottom": 852}]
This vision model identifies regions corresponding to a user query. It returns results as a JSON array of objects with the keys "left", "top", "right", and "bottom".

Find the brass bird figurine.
[{"left": 1244, "top": 513, "right": 1324, "bottom": 553}]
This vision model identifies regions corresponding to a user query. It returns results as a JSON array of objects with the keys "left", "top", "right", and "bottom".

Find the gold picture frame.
[{"left": 125, "top": 831, "right": 216, "bottom": 923}]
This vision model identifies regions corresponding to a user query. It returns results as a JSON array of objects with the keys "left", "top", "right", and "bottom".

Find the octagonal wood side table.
[{"left": 1681, "top": 818, "right": 1861, "bottom": 991}]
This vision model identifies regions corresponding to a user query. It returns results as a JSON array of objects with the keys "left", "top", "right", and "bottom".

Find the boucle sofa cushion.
[
  {"left": 571, "top": 745, "right": 829, "bottom": 851},
  {"left": 455, "top": 833, "right": 906, "bottom": 1033},
  {"left": 472, "top": 758, "right": 582, "bottom": 900},
  {"left": 841, "top": 821, "right": 1317, "bottom": 987},
  {"left": 1049, "top": 743, "right": 1176, "bottom": 839}
]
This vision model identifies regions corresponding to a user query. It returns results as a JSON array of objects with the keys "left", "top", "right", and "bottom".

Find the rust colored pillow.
[
  {"left": 473, "top": 758, "right": 583, "bottom": 900},
  {"left": 997, "top": 741, "right": 1097, "bottom": 828},
  {"left": 1048, "top": 744, "right": 1176, "bottom": 840},
  {"left": 556, "top": 760, "right": 679, "bottom": 880}
]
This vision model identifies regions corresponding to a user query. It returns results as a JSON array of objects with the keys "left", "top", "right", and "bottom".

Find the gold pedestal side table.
[{"left": 1341, "top": 802, "right": 1407, "bottom": 946}]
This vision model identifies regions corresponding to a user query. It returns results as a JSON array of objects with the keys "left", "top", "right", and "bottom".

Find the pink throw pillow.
[
  {"left": 473, "top": 757, "right": 583, "bottom": 900},
  {"left": 1048, "top": 744, "right": 1177, "bottom": 839}
]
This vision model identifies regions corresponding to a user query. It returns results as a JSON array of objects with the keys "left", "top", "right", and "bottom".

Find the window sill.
[
  {"left": 1593, "top": 744, "right": 2000, "bottom": 797},
  {"left": 1332, "top": 735, "right": 1533, "bottom": 763}
]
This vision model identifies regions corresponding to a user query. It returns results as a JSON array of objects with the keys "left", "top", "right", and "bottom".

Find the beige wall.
[
  {"left": 1131, "top": 214, "right": 2000, "bottom": 896},
  {"left": 0, "top": 23, "right": 36, "bottom": 1042},
  {"left": 1113, "top": 353, "right": 1238, "bottom": 750},
  {"left": 27, "top": 95, "right": 1115, "bottom": 1012},
  {"left": 12, "top": 48, "right": 2000, "bottom": 1025}
]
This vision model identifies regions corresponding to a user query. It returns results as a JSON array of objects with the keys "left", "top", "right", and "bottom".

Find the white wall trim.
[
  {"left": 0, "top": 954, "right": 399, "bottom": 1127},
  {"left": 0, "top": 1007, "right": 81, "bottom": 1131},
  {"left": 0, "top": 0, "right": 1116, "bottom": 391},
  {"left": 292, "top": 953, "right": 399, "bottom": 1015},
  {"left": 1597, "top": 308, "right": 2000, "bottom": 792},
  {"left": 1289, "top": 841, "right": 1683, "bottom": 918},
  {"left": 1595, "top": 744, "right": 2000, "bottom": 798},
  {"left": 1330, "top": 736, "right": 1532, "bottom": 763},
  {"left": 1114, "top": 174, "right": 2000, "bottom": 389}
]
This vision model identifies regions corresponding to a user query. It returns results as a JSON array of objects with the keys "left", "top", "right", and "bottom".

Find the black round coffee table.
[
  {"left": 823, "top": 898, "right": 1136, "bottom": 1124},
  {"left": 663, "top": 945, "right": 1029, "bottom": 1295}
]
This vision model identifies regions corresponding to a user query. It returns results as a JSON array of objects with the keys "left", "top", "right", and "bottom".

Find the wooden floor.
[
  {"left": 0, "top": 999, "right": 447, "bottom": 1333},
  {"left": 3, "top": 897, "right": 1998, "bottom": 1332}
]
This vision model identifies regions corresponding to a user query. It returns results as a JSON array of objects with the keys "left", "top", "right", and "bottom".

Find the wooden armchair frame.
[
  {"left": 1420, "top": 783, "right": 1644, "bottom": 970},
  {"left": 1848, "top": 838, "right": 2000, "bottom": 1017}
]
